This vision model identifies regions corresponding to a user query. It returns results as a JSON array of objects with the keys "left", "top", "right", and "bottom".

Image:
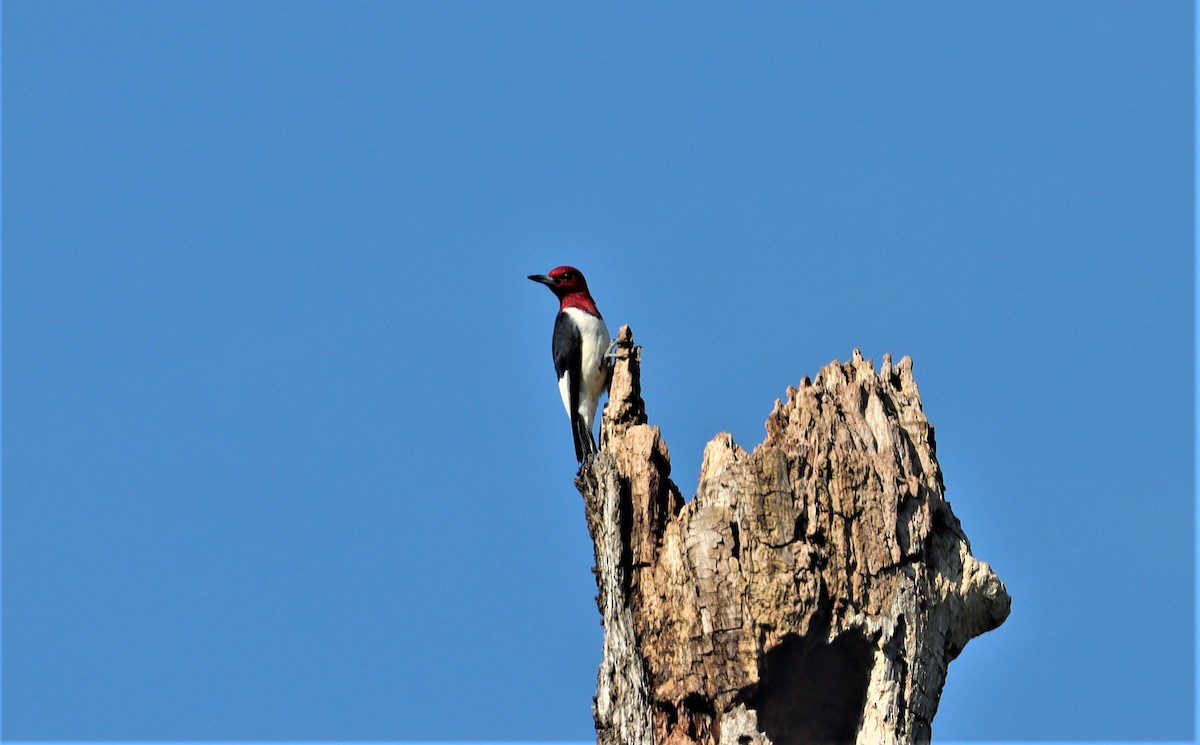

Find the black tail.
[{"left": 571, "top": 413, "right": 596, "bottom": 462}]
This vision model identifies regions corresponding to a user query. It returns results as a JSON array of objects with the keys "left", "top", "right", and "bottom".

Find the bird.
[{"left": 528, "top": 266, "right": 612, "bottom": 462}]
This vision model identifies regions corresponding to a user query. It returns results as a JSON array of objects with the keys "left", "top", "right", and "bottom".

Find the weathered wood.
[{"left": 577, "top": 326, "right": 1009, "bottom": 745}]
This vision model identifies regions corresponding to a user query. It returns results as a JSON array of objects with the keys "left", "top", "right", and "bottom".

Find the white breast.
[{"left": 560, "top": 307, "right": 611, "bottom": 432}]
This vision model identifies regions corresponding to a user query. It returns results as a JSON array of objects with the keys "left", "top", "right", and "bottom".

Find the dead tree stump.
[{"left": 576, "top": 326, "right": 1010, "bottom": 745}]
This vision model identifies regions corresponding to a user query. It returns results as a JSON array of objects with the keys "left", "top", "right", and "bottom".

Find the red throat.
[{"left": 560, "top": 291, "right": 600, "bottom": 316}]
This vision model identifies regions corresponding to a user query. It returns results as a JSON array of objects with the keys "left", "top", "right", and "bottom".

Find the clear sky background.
[{"left": 2, "top": 1, "right": 1193, "bottom": 742}]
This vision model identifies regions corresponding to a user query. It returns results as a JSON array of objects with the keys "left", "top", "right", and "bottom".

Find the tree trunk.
[{"left": 576, "top": 326, "right": 1010, "bottom": 745}]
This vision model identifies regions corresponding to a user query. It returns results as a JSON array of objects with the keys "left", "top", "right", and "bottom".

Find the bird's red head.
[{"left": 527, "top": 266, "right": 600, "bottom": 315}]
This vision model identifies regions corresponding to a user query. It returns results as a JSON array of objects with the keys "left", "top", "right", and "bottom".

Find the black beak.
[{"left": 528, "top": 274, "right": 557, "bottom": 287}]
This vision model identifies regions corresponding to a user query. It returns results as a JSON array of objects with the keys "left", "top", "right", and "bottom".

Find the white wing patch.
[{"left": 557, "top": 370, "right": 573, "bottom": 419}]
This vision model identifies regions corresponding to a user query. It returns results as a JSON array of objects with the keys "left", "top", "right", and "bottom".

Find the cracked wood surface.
[{"left": 577, "top": 326, "right": 1010, "bottom": 745}]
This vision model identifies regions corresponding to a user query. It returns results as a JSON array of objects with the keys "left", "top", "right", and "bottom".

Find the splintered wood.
[{"left": 577, "top": 327, "right": 1009, "bottom": 745}]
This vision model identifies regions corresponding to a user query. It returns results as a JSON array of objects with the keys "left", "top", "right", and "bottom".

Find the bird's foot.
[{"left": 604, "top": 338, "right": 626, "bottom": 361}]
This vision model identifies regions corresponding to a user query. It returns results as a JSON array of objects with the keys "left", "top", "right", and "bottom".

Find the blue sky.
[{"left": 1, "top": 1, "right": 1193, "bottom": 742}]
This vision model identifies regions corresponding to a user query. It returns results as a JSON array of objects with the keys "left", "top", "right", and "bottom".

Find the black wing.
[{"left": 552, "top": 312, "right": 588, "bottom": 461}]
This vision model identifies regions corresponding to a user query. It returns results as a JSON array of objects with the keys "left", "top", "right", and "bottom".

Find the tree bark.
[{"left": 577, "top": 326, "right": 1010, "bottom": 745}]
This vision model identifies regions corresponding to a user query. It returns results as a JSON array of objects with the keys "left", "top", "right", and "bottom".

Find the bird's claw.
[{"left": 604, "top": 339, "right": 625, "bottom": 361}]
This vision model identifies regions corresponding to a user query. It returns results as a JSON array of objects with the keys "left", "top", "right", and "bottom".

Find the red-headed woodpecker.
[{"left": 528, "top": 266, "right": 612, "bottom": 462}]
